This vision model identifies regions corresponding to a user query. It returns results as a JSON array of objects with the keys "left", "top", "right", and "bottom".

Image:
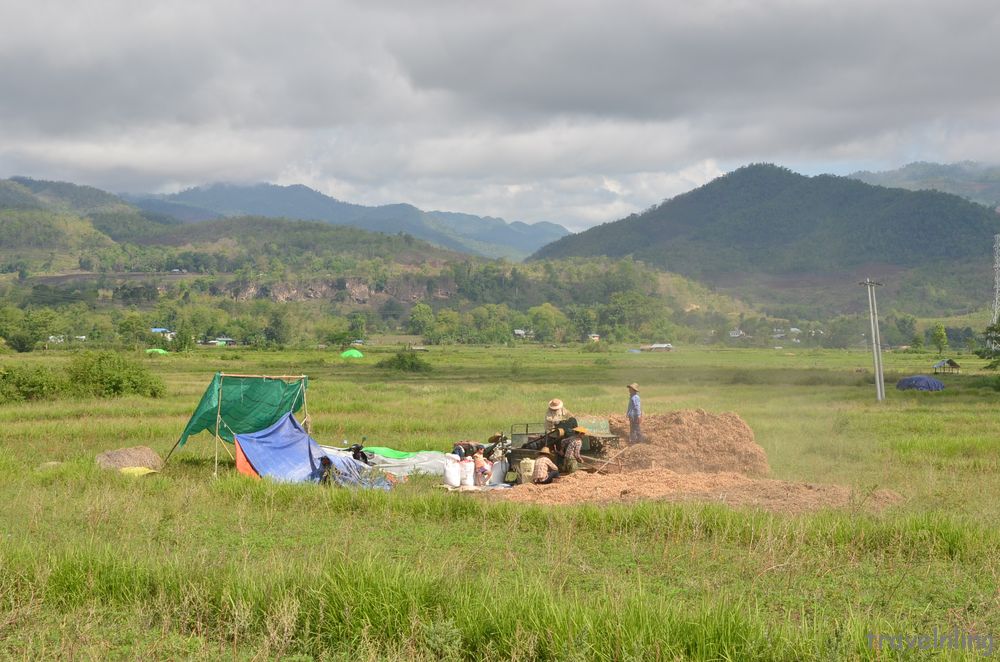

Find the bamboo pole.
[
  {"left": 218, "top": 373, "right": 307, "bottom": 380},
  {"left": 214, "top": 377, "right": 224, "bottom": 478}
]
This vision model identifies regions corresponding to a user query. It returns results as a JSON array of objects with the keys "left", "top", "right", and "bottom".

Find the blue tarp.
[
  {"left": 235, "top": 413, "right": 390, "bottom": 488},
  {"left": 896, "top": 375, "right": 945, "bottom": 391}
]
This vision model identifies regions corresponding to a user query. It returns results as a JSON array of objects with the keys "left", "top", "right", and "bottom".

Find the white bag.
[{"left": 443, "top": 461, "right": 462, "bottom": 488}]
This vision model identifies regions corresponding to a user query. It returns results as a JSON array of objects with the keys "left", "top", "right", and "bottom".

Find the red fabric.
[{"left": 235, "top": 440, "right": 260, "bottom": 479}]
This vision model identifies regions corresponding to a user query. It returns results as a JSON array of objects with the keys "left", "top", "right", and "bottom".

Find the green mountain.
[
  {"left": 0, "top": 177, "right": 466, "bottom": 274},
  {"left": 850, "top": 162, "right": 1000, "bottom": 210},
  {"left": 532, "top": 164, "right": 1000, "bottom": 317},
  {"left": 129, "top": 183, "right": 569, "bottom": 260}
]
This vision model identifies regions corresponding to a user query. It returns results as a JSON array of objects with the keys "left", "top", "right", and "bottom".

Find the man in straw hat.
[
  {"left": 531, "top": 447, "right": 560, "bottom": 484},
  {"left": 545, "top": 398, "right": 571, "bottom": 432},
  {"left": 626, "top": 383, "right": 643, "bottom": 442}
]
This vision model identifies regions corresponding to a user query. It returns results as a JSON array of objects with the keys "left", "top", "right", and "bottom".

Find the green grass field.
[{"left": 3, "top": 344, "right": 1000, "bottom": 660}]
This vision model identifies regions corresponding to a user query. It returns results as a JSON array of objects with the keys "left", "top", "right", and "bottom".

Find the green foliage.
[
  {"left": 408, "top": 302, "right": 434, "bottom": 335},
  {"left": 534, "top": 164, "right": 1000, "bottom": 315},
  {"left": 65, "top": 351, "right": 165, "bottom": 398},
  {"left": 0, "top": 365, "right": 69, "bottom": 403},
  {"left": 375, "top": 351, "right": 432, "bottom": 372},
  {"left": 930, "top": 323, "right": 949, "bottom": 355}
]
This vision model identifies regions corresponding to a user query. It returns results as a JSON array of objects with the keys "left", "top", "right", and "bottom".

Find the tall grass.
[{"left": 3, "top": 345, "right": 1000, "bottom": 658}]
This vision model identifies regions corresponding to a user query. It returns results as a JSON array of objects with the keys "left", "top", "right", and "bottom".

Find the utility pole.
[
  {"left": 860, "top": 278, "right": 885, "bottom": 402},
  {"left": 991, "top": 234, "right": 1000, "bottom": 351}
]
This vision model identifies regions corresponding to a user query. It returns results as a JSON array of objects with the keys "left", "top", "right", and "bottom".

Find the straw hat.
[
  {"left": 572, "top": 426, "right": 590, "bottom": 435},
  {"left": 548, "top": 398, "right": 563, "bottom": 410},
  {"left": 627, "top": 383, "right": 639, "bottom": 392},
  {"left": 539, "top": 446, "right": 553, "bottom": 456}
]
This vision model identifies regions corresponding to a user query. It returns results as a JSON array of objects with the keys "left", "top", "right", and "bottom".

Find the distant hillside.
[
  {"left": 532, "top": 164, "right": 1000, "bottom": 316},
  {"left": 146, "top": 215, "right": 462, "bottom": 267},
  {"left": 0, "top": 177, "right": 466, "bottom": 274},
  {"left": 0, "top": 179, "right": 115, "bottom": 272},
  {"left": 132, "top": 183, "right": 569, "bottom": 260},
  {"left": 850, "top": 162, "right": 1000, "bottom": 210}
]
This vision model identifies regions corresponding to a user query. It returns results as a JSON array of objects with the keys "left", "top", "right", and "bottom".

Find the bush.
[
  {"left": 66, "top": 351, "right": 165, "bottom": 398},
  {"left": 376, "top": 351, "right": 432, "bottom": 372},
  {"left": 582, "top": 342, "right": 610, "bottom": 353},
  {"left": 0, "top": 365, "right": 70, "bottom": 403}
]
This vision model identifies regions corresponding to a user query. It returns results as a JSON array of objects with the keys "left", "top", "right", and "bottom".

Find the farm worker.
[
  {"left": 561, "top": 427, "right": 587, "bottom": 474},
  {"left": 316, "top": 456, "right": 334, "bottom": 485},
  {"left": 626, "top": 383, "right": 643, "bottom": 442},
  {"left": 545, "top": 398, "right": 572, "bottom": 432},
  {"left": 472, "top": 447, "right": 491, "bottom": 486},
  {"left": 532, "top": 447, "right": 560, "bottom": 484},
  {"left": 452, "top": 440, "right": 483, "bottom": 460},
  {"left": 349, "top": 444, "right": 370, "bottom": 465}
]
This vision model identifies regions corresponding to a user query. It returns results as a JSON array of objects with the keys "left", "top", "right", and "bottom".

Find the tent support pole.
[
  {"left": 214, "top": 377, "right": 224, "bottom": 478},
  {"left": 162, "top": 437, "right": 182, "bottom": 465},
  {"left": 300, "top": 382, "right": 310, "bottom": 432}
]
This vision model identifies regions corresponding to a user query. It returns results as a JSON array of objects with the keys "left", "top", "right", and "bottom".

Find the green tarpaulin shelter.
[
  {"left": 340, "top": 348, "right": 364, "bottom": 358},
  {"left": 145, "top": 348, "right": 169, "bottom": 355},
  {"left": 174, "top": 372, "right": 308, "bottom": 450}
]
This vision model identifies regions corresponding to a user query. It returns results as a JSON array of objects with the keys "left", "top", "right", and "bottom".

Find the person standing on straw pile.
[
  {"left": 626, "top": 383, "right": 643, "bottom": 442},
  {"left": 545, "top": 398, "right": 571, "bottom": 432}
]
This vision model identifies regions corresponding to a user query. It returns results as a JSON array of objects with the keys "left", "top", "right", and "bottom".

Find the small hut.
[{"left": 933, "top": 359, "right": 960, "bottom": 374}]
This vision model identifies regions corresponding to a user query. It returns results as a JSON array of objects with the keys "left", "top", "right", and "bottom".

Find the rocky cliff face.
[{"left": 228, "top": 275, "right": 456, "bottom": 305}]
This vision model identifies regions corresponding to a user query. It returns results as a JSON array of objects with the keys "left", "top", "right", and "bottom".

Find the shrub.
[
  {"left": 66, "top": 351, "right": 166, "bottom": 398},
  {"left": 376, "top": 351, "right": 432, "bottom": 372},
  {"left": 0, "top": 365, "right": 70, "bottom": 403}
]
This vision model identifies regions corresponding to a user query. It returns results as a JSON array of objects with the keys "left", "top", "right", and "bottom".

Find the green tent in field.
[
  {"left": 165, "top": 372, "right": 309, "bottom": 464},
  {"left": 145, "top": 348, "right": 169, "bottom": 355},
  {"left": 340, "top": 348, "right": 364, "bottom": 358}
]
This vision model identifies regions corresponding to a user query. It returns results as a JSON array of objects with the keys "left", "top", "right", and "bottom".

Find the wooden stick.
[
  {"left": 218, "top": 373, "right": 307, "bottom": 380},
  {"left": 588, "top": 445, "right": 632, "bottom": 473},
  {"left": 214, "top": 377, "right": 224, "bottom": 478}
]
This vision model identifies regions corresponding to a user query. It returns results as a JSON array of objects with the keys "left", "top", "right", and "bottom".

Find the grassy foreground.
[{"left": 2, "top": 344, "right": 1000, "bottom": 660}]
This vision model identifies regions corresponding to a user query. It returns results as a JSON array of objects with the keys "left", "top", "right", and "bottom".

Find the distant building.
[
  {"left": 588, "top": 334, "right": 600, "bottom": 343},
  {"left": 151, "top": 327, "right": 176, "bottom": 341}
]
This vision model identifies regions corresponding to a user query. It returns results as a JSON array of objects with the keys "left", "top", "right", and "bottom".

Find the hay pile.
[
  {"left": 95, "top": 446, "right": 164, "bottom": 471},
  {"left": 606, "top": 410, "right": 769, "bottom": 475},
  {"left": 494, "top": 409, "right": 902, "bottom": 514},
  {"left": 498, "top": 469, "right": 903, "bottom": 514}
]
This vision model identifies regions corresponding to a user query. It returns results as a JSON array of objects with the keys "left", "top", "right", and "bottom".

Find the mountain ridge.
[
  {"left": 531, "top": 163, "right": 1000, "bottom": 315},
  {"left": 849, "top": 161, "right": 1000, "bottom": 209},
  {"left": 128, "top": 182, "right": 569, "bottom": 260}
]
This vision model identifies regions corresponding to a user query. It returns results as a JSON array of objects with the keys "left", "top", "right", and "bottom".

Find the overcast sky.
[{"left": 1, "top": 0, "right": 998, "bottom": 231}]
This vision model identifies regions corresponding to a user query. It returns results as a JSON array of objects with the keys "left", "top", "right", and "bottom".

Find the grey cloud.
[{"left": 0, "top": 0, "right": 998, "bottom": 229}]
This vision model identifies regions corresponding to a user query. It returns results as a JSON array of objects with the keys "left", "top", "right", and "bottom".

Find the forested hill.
[
  {"left": 849, "top": 161, "right": 1000, "bottom": 210},
  {"left": 531, "top": 164, "right": 1000, "bottom": 316},
  {"left": 129, "top": 183, "right": 569, "bottom": 261}
]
